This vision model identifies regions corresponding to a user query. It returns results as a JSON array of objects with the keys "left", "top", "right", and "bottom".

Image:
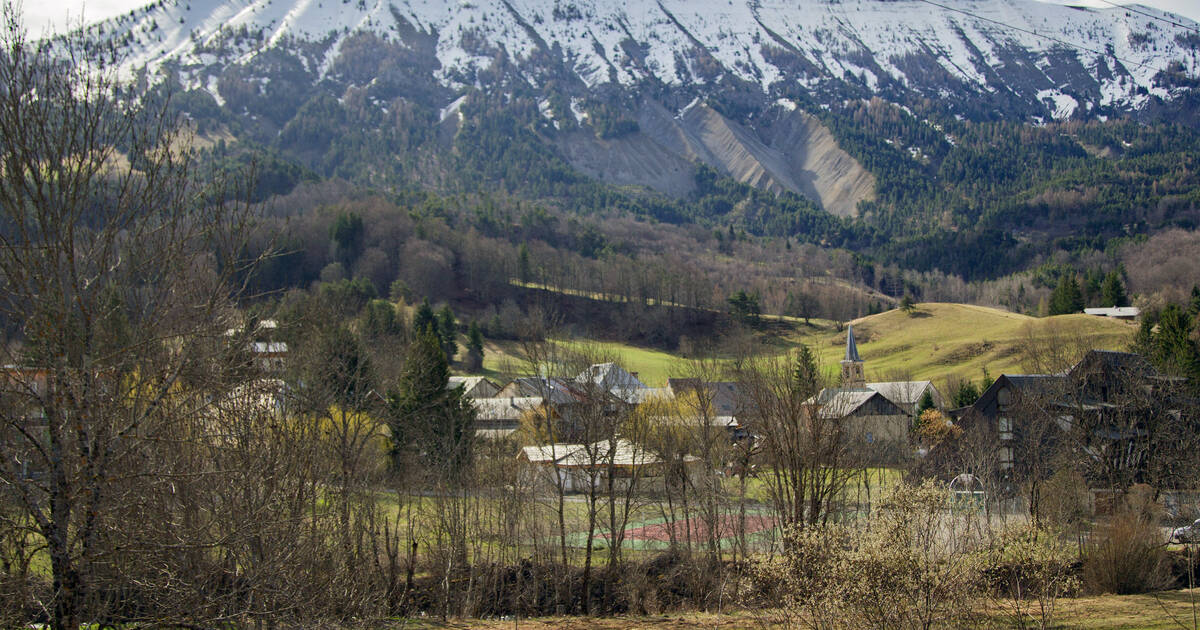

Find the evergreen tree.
[
  {"left": 1048, "top": 274, "right": 1084, "bottom": 315},
  {"left": 329, "top": 211, "right": 365, "bottom": 265},
  {"left": 388, "top": 328, "right": 475, "bottom": 483},
  {"left": 917, "top": 390, "right": 936, "bottom": 415},
  {"left": 793, "top": 344, "right": 820, "bottom": 396},
  {"left": 1154, "top": 304, "right": 1200, "bottom": 381},
  {"left": 727, "top": 290, "right": 761, "bottom": 325},
  {"left": 1130, "top": 308, "right": 1158, "bottom": 358},
  {"left": 362, "top": 299, "right": 403, "bottom": 340},
  {"left": 465, "top": 321, "right": 485, "bottom": 371},
  {"left": 1100, "top": 271, "right": 1129, "bottom": 308},
  {"left": 1189, "top": 285, "right": 1200, "bottom": 320},
  {"left": 1083, "top": 268, "right": 1104, "bottom": 307},
  {"left": 952, "top": 380, "right": 980, "bottom": 408},
  {"left": 412, "top": 297, "right": 435, "bottom": 336},
  {"left": 437, "top": 304, "right": 458, "bottom": 361},
  {"left": 307, "top": 325, "right": 374, "bottom": 409},
  {"left": 517, "top": 243, "right": 531, "bottom": 282}
]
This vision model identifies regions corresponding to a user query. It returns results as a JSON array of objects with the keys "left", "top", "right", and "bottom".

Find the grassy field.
[
  {"left": 793, "top": 302, "right": 1137, "bottom": 384},
  {"left": 400, "top": 589, "right": 1200, "bottom": 629},
  {"left": 471, "top": 303, "right": 1136, "bottom": 388}
]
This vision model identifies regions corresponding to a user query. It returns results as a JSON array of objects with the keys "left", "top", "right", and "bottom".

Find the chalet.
[
  {"left": 447, "top": 376, "right": 500, "bottom": 399},
  {"left": 665, "top": 378, "right": 746, "bottom": 417},
  {"left": 576, "top": 362, "right": 646, "bottom": 392},
  {"left": 472, "top": 396, "right": 544, "bottom": 439},
  {"left": 951, "top": 350, "right": 1188, "bottom": 488},
  {"left": 519, "top": 439, "right": 676, "bottom": 493},
  {"left": 949, "top": 373, "right": 1064, "bottom": 472},
  {"left": 496, "top": 376, "right": 580, "bottom": 405},
  {"left": 226, "top": 319, "right": 288, "bottom": 372},
  {"left": 809, "top": 387, "right": 913, "bottom": 446}
]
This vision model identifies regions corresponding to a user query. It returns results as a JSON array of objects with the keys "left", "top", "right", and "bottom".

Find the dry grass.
[
  {"left": 399, "top": 590, "right": 1200, "bottom": 629},
  {"left": 789, "top": 302, "right": 1134, "bottom": 384},
  {"left": 472, "top": 303, "right": 1135, "bottom": 388}
]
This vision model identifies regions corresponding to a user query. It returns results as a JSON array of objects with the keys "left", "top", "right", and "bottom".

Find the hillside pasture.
[{"left": 471, "top": 303, "right": 1136, "bottom": 388}]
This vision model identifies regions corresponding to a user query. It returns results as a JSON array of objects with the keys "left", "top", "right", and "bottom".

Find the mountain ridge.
[{"left": 87, "top": 0, "right": 1199, "bottom": 120}]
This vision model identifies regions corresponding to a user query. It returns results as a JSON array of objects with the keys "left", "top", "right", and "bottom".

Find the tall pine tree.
[
  {"left": 388, "top": 328, "right": 475, "bottom": 484},
  {"left": 1100, "top": 271, "right": 1129, "bottom": 308},
  {"left": 437, "top": 305, "right": 458, "bottom": 362},
  {"left": 412, "top": 297, "right": 435, "bottom": 336},
  {"left": 1048, "top": 274, "right": 1084, "bottom": 315}
]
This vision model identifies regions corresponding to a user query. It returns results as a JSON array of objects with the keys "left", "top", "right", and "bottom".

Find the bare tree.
[
  {"left": 0, "top": 10, "right": 263, "bottom": 628},
  {"left": 734, "top": 349, "right": 862, "bottom": 533}
]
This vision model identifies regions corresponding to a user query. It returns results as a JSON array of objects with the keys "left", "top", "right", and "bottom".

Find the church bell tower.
[{"left": 840, "top": 324, "right": 865, "bottom": 387}]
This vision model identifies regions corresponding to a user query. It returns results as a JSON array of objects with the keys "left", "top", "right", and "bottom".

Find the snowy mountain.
[
  {"left": 70, "top": 0, "right": 1200, "bottom": 213},
  {"left": 87, "top": 0, "right": 1199, "bottom": 118}
]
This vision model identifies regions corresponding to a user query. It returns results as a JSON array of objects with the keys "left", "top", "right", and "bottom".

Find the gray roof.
[
  {"left": 844, "top": 325, "right": 862, "bottom": 362},
  {"left": 576, "top": 362, "right": 647, "bottom": 391},
  {"left": 867, "top": 381, "right": 934, "bottom": 406},
  {"left": 500, "top": 377, "right": 579, "bottom": 404},
  {"left": 1083, "top": 307, "right": 1139, "bottom": 318},
  {"left": 809, "top": 387, "right": 878, "bottom": 418},
  {"left": 473, "top": 396, "right": 544, "bottom": 421},
  {"left": 522, "top": 439, "right": 673, "bottom": 468},
  {"left": 447, "top": 376, "right": 499, "bottom": 397},
  {"left": 521, "top": 443, "right": 583, "bottom": 464},
  {"left": 647, "top": 414, "right": 740, "bottom": 428}
]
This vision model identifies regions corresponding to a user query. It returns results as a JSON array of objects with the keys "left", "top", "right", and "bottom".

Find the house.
[
  {"left": 951, "top": 350, "right": 1187, "bottom": 487},
  {"left": 218, "top": 378, "right": 290, "bottom": 418},
  {"left": 808, "top": 387, "right": 914, "bottom": 447},
  {"left": 665, "top": 378, "right": 746, "bottom": 417},
  {"left": 867, "top": 381, "right": 946, "bottom": 415},
  {"left": 447, "top": 376, "right": 500, "bottom": 399},
  {"left": 496, "top": 376, "right": 581, "bottom": 405},
  {"left": 251, "top": 342, "right": 288, "bottom": 372},
  {"left": 576, "top": 362, "right": 646, "bottom": 391},
  {"left": 472, "top": 396, "right": 544, "bottom": 439},
  {"left": 519, "top": 438, "right": 674, "bottom": 493},
  {"left": 225, "top": 319, "right": 287, "bottom": 372},
  {"left": 949, "top": 373, "right": 1065, "bottom": 471},
  {"left": 798, "top": 325, "right": 917, "bottom": 459},
  {"left": 1083, "top": 306, "right": 1140, "bottom": 321},
  {"left": 576, "top": 362, "right": 649, "bottom": 403}
]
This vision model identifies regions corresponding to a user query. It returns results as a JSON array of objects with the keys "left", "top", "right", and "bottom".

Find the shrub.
[
  {"left": 1083, "top": 486, "right": 1173, "bottom": 594},
  {"left": 758, "top": 480, "right": 983, "bottom": 629},
  {"left": 982, "top": 524, "right": 1080, "bottom": 629}
]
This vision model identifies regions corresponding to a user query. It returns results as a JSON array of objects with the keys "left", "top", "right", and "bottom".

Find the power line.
[
  {"left": 1091, "top": 0, "right": 1200, "bottom": 36},
  {"left": 912, "top": 0, "right": 1160, "bottom": 70}
]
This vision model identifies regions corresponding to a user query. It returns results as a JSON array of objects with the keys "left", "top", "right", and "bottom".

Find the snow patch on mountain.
[{"left": 73, "top": 0, "right": 1200, "bottom": 119}]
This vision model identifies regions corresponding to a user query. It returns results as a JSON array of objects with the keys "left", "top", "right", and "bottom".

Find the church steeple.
[{"left": 841, "top": 324, "right": 865, "bottom": 387}]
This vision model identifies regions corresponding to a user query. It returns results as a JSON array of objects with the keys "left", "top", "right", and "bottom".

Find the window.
[
  {"left": 1000, "top": 446, "right": 1014, "bottom": 470},
  {"left": 998, "top": 417, "right": 1013, "bottom": 441}
]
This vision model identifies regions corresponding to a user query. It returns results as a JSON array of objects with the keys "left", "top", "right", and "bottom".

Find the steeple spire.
[
  {"left": 844, "top": 324, "right": 862, "bottom": 362},
  {"left": 840, "top": 324, "right": 865, "bottom": 387}
]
